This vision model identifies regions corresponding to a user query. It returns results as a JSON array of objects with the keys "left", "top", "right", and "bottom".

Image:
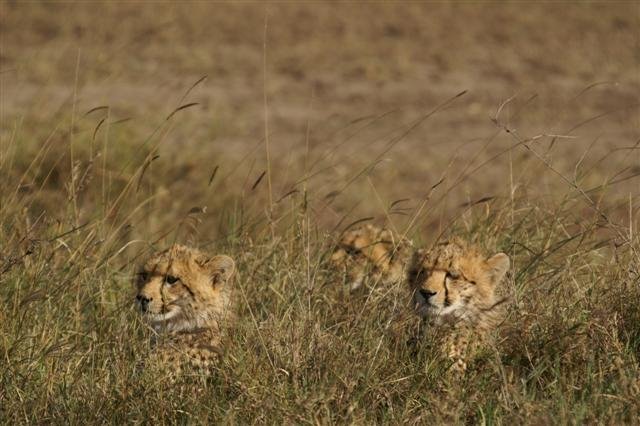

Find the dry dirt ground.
[{"left": 2, "top": 2, "right": 638, "bottom": 237}]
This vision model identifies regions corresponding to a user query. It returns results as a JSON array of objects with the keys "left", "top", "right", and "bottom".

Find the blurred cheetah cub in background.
[
  {"left": 136, "top": 244, "right": 235, "bottom": 375},
  {"left": 408, "top": 238, "right": 510, "bottom": 373},
  {"left": 331, "top": 224, "right": 412, "bottom": 291}
]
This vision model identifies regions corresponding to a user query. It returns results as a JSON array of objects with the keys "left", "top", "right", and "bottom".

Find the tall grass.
[{"left": 1, "top": 86, "right": 638, "bottom": 424}]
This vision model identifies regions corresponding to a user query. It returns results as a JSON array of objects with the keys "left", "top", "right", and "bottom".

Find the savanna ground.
[{"left": 1, "top": 2, "right": 639, "bottom": 424}]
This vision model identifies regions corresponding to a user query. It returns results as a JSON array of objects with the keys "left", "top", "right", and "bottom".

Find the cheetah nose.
[
  {"left": 136, "top": 295, "right": 152, "bottom": 312},
  {"left": 419, "top": 289, "right": 437, "bottom": 300}
]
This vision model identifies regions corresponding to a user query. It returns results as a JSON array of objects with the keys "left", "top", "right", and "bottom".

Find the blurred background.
[{"left": 2, "top": 2, "right": 638, "bottom": 243}]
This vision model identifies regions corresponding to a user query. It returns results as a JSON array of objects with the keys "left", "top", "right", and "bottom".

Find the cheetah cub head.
[
  {"left": 408, "top": 238, "right": 510, "bottom": 328},
  {"left": 331, "top": 224, "right": 410, "bottom": 290},
  {"left": 136, "top": 244, "right": 235, "bottom": 333}
]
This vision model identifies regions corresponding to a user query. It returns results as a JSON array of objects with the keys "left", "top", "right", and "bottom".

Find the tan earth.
[{"left": 1, "top": 2, "right": 638, "bottom": 240}]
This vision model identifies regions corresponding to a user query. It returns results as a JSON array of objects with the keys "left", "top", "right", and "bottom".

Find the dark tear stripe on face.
[{"left": 443, "top": 275, "right": 450, "bottom": 307}]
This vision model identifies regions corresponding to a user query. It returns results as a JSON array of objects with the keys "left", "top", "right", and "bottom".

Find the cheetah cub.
[
  {"left": 330, "top": 224, "right": 412, "bottom": 291},
  {"left": 408, "top": 238, "right": 510, "bottom": 373},
  {"left": 135, "top": 244, "right": 236, "bottom": 375}
]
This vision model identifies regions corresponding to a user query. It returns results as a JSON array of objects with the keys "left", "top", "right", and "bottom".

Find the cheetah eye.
[
  {"left": 446, "top": 271, "right": 460, "bottom": 280},
  {"left": 138, "top": 271, "right": 149, "bottom": 282},
  {"left": 343, "top": 245, "right": 360, "bottom": 256},
  {"left": 165, "top": 275, "right": 179, "bottom": 285}
]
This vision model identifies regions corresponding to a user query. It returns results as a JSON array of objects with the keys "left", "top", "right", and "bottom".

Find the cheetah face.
[
  {"left": 135, "top": 267, "right": 189, "bottom": 322},
  {"left": 135, "top": 245, "right": 235, "bottom": 331},
  {"left": 408, "top": 240, "right": 509, "bottom": 321},
  {"left": 330, "top": 225, "right": 379, "bottom": 265},
  {"left": 410, "top": 267, "right": 476, "bottom": 318},
  {"left": 330, "top": 224, "right": 397, "bottom": 289}
]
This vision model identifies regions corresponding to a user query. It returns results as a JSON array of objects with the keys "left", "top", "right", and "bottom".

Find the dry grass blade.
[
  {"left": 208, "top": 165, "right": 219, "bottom": 186},
  {"left": 251, "top": 171, "right": 267, "bottom": 191},
  {"left": 165, "top": 102, "right": 200, "bottom": 121}
]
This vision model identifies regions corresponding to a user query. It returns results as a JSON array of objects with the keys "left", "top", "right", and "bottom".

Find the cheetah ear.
[
  {"left": 378, "top": 229, "right": 394, "bottom": 243},
  {"left": 486, "top": 253, "right": 510, "bottom": 285},
  {"left": 203, "top": 255, "right": 235, "bottom": 286}
]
